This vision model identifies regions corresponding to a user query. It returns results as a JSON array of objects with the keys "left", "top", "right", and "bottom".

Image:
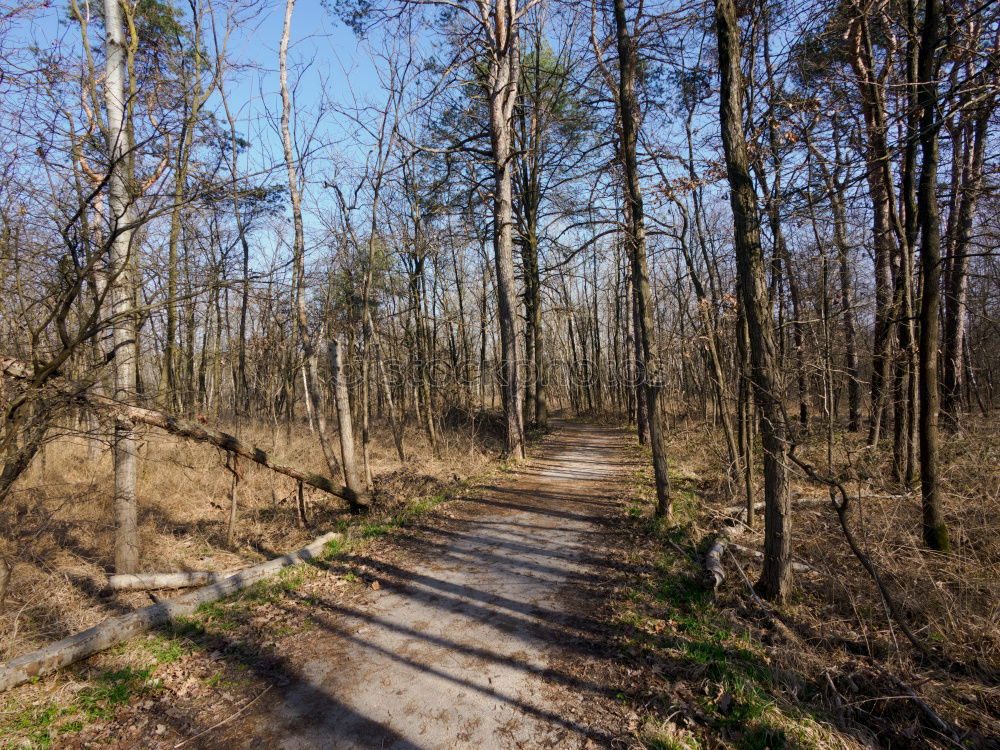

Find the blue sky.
[{"left": 15, "top": 0, "right": 385, "bottom": 170}]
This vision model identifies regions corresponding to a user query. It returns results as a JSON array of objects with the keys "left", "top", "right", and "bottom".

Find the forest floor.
[
  {"left": 3, "top": 418, "right": 999, "bottom": 748},
  {"left": 2, "top": 420, "right": 635, "bottom": 749}
]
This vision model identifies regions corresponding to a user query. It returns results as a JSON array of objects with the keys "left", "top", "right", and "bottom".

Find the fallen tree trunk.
[
  {"left": 720, "top": 493, "right": 907, "bottom": 517},
  {"left": 0, "top": 530, "right": 341, "bottom": 692},
  {"left": 704, "top": 508, "right": 747, "bottom": 590},
  {"left": 106, "top": 571, "right": 243, "bottom": 591},
  {"left": 707, "top": 496, "right": 839, "bottom": 587},
  {"left": 89, "top": 396, "right": 361, "bottom": 506},
  {"left": 729, "top": 543, "right": 821, "bottom": 575},
  {"left": 721, "top": 498, "right": 822, "bottom": 516},
  {"left": 1, "top": 357, "right": 361, "bottom": 506}
]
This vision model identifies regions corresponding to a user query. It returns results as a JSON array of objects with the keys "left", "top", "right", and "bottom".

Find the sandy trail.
[{"left": 220, "top": 421, "right": 624, "bottom": 749}]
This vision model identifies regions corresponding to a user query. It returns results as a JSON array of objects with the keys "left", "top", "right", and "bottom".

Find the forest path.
[{"left": 217, "top": 420, "right": 627, "bottom": 749}]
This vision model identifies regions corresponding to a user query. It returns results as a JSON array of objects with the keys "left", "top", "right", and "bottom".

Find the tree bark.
[
  {"left": 330, "top": 336, "right": 367, "bottom": 509},
  {"left": 611, "top": 0, "right": 671, "bottom": 518},
  {"left": 279, "top": 0, "right": 341, "bottom": 480},
  {"left": 846, "top": 17, "right": 897, "bottom": 447},
  {"left": 714, "top": 0, "right": 792, "bottom": 601},
  {"left": 942, "top": 112, "right": 988, "bottom": 430},
  {"left": 487, "top": 0, "right": 525, "bottom": 459},
  {"left": 107, "top": 571, "right": 240, "bottom": 590},
  {"left": 915, "top": 0, "right": 949, "bottom": 551},
  {"left": 103, "top": 0, "right": 139, "bottom": 575}
]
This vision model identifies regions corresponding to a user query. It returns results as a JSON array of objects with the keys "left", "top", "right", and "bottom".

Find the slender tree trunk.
[
  {"left": 279, "top": 0, "right": 340, "bottom": 480},
  {"left": 487, "top": 0, "right": 525, "bottom": 459},
  {"left": 626, "top": 241, "right": 648, "bottom": 444},
  {"left": 916, "top": 0, "right": 949, "bottom": 551},
  {"left": 942, "top": 112, "right": 988, "bottom": 430},
  {"left": 330, "top": 336, "right": 366, "bottom": 509},
  {"left": 714, "top": 0, "right": 792, "bottom": 601},
  {"left": 612, "top": 0, "right": 671, "bottom": 518},
  {"left": 521, "top": 228, "right": 546, "bottom": 428},
  {"left": 225, "top": 455, "right": 239, "bottom": 549},
  {"left": 847, "top": 17, "right": 897, "bottom": 447},
  {"left": 737, "top": 305, "right": 756, "bottom": 528},
  {"left": 103, "top": 0, "right": 139, "bottom": 574},
  {"left": 896, "top": 0, "right": 921, "bottom": 484}
]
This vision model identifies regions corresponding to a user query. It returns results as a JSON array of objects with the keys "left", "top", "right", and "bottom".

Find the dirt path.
[{"left": 209, "top": 420, "right": 627, "bottom": 749}]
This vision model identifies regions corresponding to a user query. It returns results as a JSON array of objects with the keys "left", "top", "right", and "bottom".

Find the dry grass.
[
  {"left": 646, "top": 414, "right": 1000, "bottom": 747},
  {"left": 0, "top": 415, "right": 499, "bottom": 664}
]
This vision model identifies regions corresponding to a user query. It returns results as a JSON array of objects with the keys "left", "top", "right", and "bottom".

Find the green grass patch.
[
  {"left": 3, "top": 703, "right": 73, "bottom": 749},
  {"left": 617, "top": 511, "right": 830, "bottom": 750},
  {"left": 144, "top": 633, "right": 189, "bottom": 665},
  {"left": 0, "top": 663, "right": 163, "bottom": 746},
  {"left": 77, "top": 666, "right": 157, "bottom": 721},
  {"left": 2, "top": 661, "right": 166, "bottom": 747}
]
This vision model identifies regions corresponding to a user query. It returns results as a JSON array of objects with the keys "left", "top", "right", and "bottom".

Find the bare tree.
[
  {"left": 103, "top": 0, "right": 140, "bottom": 574},
  {"left": 713, "top": 0, "right": 792, "bottom": 601},
  {"left": 609, "top": 0, "right": 672, "bottom": 518}
]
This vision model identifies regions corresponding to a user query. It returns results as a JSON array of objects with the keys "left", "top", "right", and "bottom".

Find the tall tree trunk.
[
  {"left": 737, "top": 304, "right": 756, "bottom": 528},
  {"left": 521, "top": 228, "right": 546, "bottom": 429},
  {"left": 895, "top": 0, "right": 921, "bottom": 484},
  {"left": 612, "top": 0, "right": 671, "bottom": 518},
  {"left": 626, "top": 231, "right": 649, "bottom": 445},
  {"left": 942, "top": 112, "right": 988, "bottom": 430},
  {"left": 714, "top": 0, "right": 792, "bottom": 601},
  {"left": 279, "top": 0, "right": 340, "bottom": 480},
  {"left": 621, "top": 252, "right": 637, "bottom": 425},
  {"left": 103, "top": 0, "right": 139, "bottom": 574},
  {"left": 487, "top": 0, "right": 525, "bottom": 459},
  {"left": 847, "top": 17, "right": 897, "bottom": 446},
  {"left": 916, "top": 0, "right": 949, "bottom": 551}
]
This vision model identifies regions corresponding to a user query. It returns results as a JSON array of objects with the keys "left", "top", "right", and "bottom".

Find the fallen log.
[
  {"left": 106, "top": 571, "right": 243, "bottom": 591},
  {"left": 87, "top": 396, "right": 363, "bottom": 507},
  {"left": 1, "top": 357, "right": 363, "bottom": 507},
  {"left": 0, "top": 530, "right": 341, "bottom": 693},
  {"left": 721, "top": 498, "right": 824, "bottom": 516},
  {"left": 728, "top": 543, "right": 821, "bottom": 575},
  {"left": 705, "top": 506, "right": 826, "bottom": 588},
  {"left": 0, "top": 357, "right": 33, "bottom": 379},
  {"left": 704, "top": 508, "right": 747, "bottom": 590},
  {"left": 719, "top": 493, "right": 907, "bottom": 517}
]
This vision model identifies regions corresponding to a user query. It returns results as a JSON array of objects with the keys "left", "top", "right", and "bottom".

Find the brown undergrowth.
[
  {"left": 0, "top": 414, "right": 502, "bottom": 748},
  {"left": 612, "top": 416, "right": 1000, "bottom": 749}
]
